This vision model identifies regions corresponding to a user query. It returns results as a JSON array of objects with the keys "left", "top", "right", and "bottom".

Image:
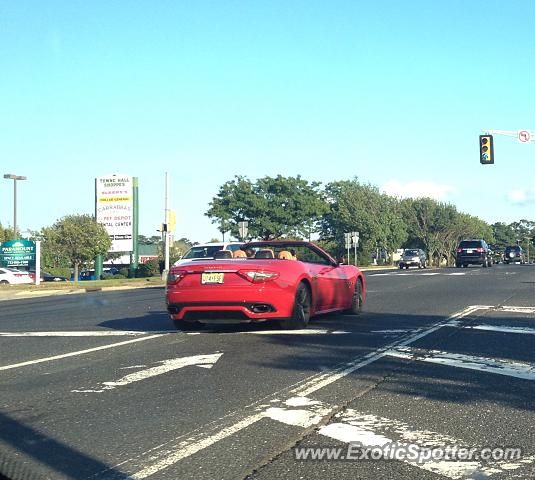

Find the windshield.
[
  {"left": 404, "top": 250, "right": 419, "bottom": 256},
  {"left": 459, "top": 241, "right": 483, "bottom": 248},
  {"left": 182, "top": 246, "right": 223, "bottom": 259}
]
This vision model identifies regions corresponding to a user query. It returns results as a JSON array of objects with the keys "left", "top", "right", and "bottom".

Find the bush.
[
  {"left": 136, "top": 259, "right": 161, "bottom": 278},
  {"left": 113, "top": 274, "right": 126, "bottom": 279},
  {"left": 119, "top": 268, "right": 129, "bottom": 277}
]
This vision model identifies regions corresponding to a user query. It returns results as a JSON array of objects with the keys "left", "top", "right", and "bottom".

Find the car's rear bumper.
[
  {"left": 456, "top": 254, "right": 486, "bottom": 265},
  {"left": 166, "top": 285, "right": 295, "bottom": 322}
]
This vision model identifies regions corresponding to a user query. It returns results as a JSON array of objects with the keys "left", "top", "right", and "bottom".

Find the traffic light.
[{"left": 479, "top": 134, "right": 494, "bottom": 164}]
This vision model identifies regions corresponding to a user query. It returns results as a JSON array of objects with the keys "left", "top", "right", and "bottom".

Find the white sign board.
[
  {"left": 95, "top": 175, "right": 134, "bottom": 252},
  {"left": 517, "top": 130, "right": 531, "bottom": 143}
]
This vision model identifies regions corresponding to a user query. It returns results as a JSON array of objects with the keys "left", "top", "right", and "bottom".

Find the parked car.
[
  {"left": 0, "top": 267, "right": 33, "bottom": 285},
  {"left": 455, "top": 239, "right": 493, "bottom": 268},
  {"left": 166, "top": 240, "right": 366, "bottom": 330},
  {"left": 503, "top": 245, "right": 526, "bottom": 264},
  {"left": 28, "top": 270, "right": 69, "bottom": 282},
  {"left": 173, "top": 242, "right": 244, "bottom": 266},
  {"left": 399, "top": 249, "right": 427, "bottom": 269}
]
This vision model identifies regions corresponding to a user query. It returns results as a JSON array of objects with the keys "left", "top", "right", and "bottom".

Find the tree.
[
  {"left": 319, "top": 179, "right": 407, "bottom": 264},
  {"left": 206, "top": 175, "right": 328, "bottom": 240},
  {"left": 41, "top": 214, "right": 112, "bottom": 282}
]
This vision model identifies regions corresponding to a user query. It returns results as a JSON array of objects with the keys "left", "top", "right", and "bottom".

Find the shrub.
[
  {"left": 137, "top": 259, "right": 161, "bottom": 277},
  {"left": 113, "top": 274, "right": 126, "bottom": 279}
]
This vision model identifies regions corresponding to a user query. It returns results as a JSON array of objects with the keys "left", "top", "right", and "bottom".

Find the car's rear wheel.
[
  {"left": 344, "top": 278, "right": 363, "bottom": 315},
  {"left": 0, "top": 280, "right": 8, "bottom": 285},
  {"left": 280, "top": 283, "right": 311, "bottom": 329},
  {"left": 483, "top": 258, "right": 488, "bottom": 268},
  {"left": 462, "top": 264, "right": 468, "bottom": 268},
  {"left": 455, "top": 262, "right": 461, "bottom": 268}
]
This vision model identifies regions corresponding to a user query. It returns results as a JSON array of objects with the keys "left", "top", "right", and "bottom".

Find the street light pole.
[{"left": 3, "top": 174, "right": 27, "bottom": 239}]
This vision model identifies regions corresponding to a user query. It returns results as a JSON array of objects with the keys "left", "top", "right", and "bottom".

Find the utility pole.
[
  {"left": 163, "top": 172, "right": 170, "bottom": 278},
  {"left": 3, "top": 174, "right": 27, "bottom": 239}
]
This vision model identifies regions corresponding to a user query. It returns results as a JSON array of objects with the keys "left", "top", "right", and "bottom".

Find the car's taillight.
[
  {"left": 167, "top": 269, "right": 187, "bottom": 285},
  {"left": 237, "top": 270, "right": 279, "bottom": 283},
  {"left": 456, "top": 248, "right": 463, "bottom": 253},
  {"left": 476, "top": 247, "right": 484, "bottom": 252}
]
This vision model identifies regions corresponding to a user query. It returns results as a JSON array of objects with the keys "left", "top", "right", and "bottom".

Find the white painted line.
[
  {"left": 0, "top": 334, "right": 168, "bottom": 371},
  {"left": 130, "top": 412, "right": 265, "bottom": 479},
  {"left": 463, "top": 324, "right": 535, "bottom": 336},
  {"left": 250, "top": 329, "right": 349, "bottom": 335},
  {"left": 72, "top": 353, "right": 222, "bottom": 393},
  {"left": 371, "top": 329, "right": 416, "bottom": 334},
  {"left": 386, "top": 347, "right": 535, "bottom": 380},
  {"left": 421, "top": 273, "right": 440, "bottom": 276},
  {"left": 496, "top": 306, "right": 535, "bottom": 314},
  {"left": 367, "top": 273, "right": 393, "bottom": 276},
  {"left": 0, "top": 331, "right": 171, "bottom": 337},
  {"left": 318, "top": 409, "right": 535, "bottom": 479},
  {"left": 446, "top": 273, "right": 466, "bottom": 276},
  {"left": 102, "top": 306, "right": 480, "bottom": 478},
  {"left": 264, "top": 397, "right": 333, "bottom": 428}
]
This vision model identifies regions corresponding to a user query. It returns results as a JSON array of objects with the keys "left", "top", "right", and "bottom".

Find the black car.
[
  {"left": 455, "top": 239, "right": 492, "bottom": 268},
  {"left": 503, "top": 245, "right": 526, "bottom": 264},
  {"left": 29, "top": 270, "right": 69, "bottom": 282}
]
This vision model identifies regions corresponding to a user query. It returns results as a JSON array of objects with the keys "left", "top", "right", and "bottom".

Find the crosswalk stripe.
[
  {"left": 386, "top": 347, "right": 535, "bottom": 380},
  {"left": 317, "top": 409, "right": 535, "bottom": 479}
]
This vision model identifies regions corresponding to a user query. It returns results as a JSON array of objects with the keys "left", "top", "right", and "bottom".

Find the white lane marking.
[
  {"left": 0, "top": 334, "right": 168, "bottom": 371},
  {"left": 318, "top": 409, "right": 535, "bottom": 479},
  {"left": 367, "top": 273, "right": 393, "bottom": 276},
  {"left": 0, "top": 331, "right": 171, "bottom": 337},
  {"left": 250, "top": 329, "right": 349, "bottom": 335},
  {"left": 386, "top": 347, "right": 535, "bottom": 381},
  {"left": 497, "top": 306, "right": 535, "bottom": 314},
  {"left": 130, "top": 412, "right": 266, "bottom": 479},
  {"left": 371, "top": 329, "right": 416, "bottom": 334},
  {"left": 72, "top": 353, "right": 222, "bottom": 393},
  {"left": 421, "top": 273, "right": 440, "bottom": 276},
  {"left": 446, "top": 273, "right": 466, "bottom": 276},
  {"left": 103, "top": 306, "right": 480, "bottom": 479},
  {"left": 264, "top": 397, "right": 333, "bottom": 428},
  {"left": 463, "top": 324, "right": 535, "bottom": 336}
]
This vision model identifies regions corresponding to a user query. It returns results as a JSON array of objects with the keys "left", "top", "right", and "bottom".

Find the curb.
[{"left": 0, "top": 284, "right": 164, "bottom": 302}]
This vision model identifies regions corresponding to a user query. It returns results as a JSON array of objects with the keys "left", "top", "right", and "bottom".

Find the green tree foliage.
[
  {"left": 40, "top": 214, "right": 112, "bottom": 281},
  {"left": 319, "top": 179, "right": 407, "bottom": 263},
  {"left": 401, "top": 198, "right": 493, "bottom": 266},
  {"left": 206, "top": 175, "right": 328, "bottom": 240},
  {"left": 0, "top": 223, "right": 13, "bottom": 242}
]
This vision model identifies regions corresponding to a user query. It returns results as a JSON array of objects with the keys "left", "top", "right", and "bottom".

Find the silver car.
[{"left": 399, "top": 249, "right": 427, "bottom": 269}]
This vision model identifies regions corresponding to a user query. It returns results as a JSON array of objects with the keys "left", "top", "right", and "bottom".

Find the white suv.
[{"left": 173, "top": 242, "right": 244, "bottom": 266}]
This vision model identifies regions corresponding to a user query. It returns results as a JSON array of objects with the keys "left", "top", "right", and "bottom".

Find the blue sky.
[{"left": 1, "top": 1, "right": 535, "bottom": 243}]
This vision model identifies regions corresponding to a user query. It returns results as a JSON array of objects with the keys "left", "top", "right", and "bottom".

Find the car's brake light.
[
  {"left": 167, "top": 269, "right": 187, "bottom": 285},
  {"left": 456, "top": 248, "right": 463, "bottom": 253},
  {"left": 475, "top": 247, "right": 484, "bottom": 252},
  {"left": 237, "top": 269, "right": 279, "bottom": 283}
]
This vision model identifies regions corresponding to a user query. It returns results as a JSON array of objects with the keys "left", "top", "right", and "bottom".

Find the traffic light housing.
[{"left": 479, "top": 135, "right": 494, "bottom": 164}]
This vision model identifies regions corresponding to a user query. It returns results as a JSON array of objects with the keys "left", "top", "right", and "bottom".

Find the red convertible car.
[{"left": 166, "top": 240, "right": 366, "bottom": 330}]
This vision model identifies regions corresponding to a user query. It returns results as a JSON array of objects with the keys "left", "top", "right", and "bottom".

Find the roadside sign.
[
  {"left": 238, "top": 221, "right": 249, "bottom": 240},
  {"left": 0, "top": 239, "right": 36, "bottom": 268},
  {"left": 518, "top": 130, "right": 531, "bottom": 143}
]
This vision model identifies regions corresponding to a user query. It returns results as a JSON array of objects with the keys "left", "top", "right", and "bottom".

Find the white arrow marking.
[{"left": 72, "top": 353, "right": 223, "bottom": 393}]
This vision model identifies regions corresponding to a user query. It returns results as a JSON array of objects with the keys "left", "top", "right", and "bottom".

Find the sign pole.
[
  {"left": 35, "top": 240, "right": 41, "bottom": 286},
  {"left": 130, "top": 177, "right": 139, "bottom": 278}
]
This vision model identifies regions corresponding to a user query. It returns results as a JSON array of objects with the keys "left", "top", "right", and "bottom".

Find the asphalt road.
[{"left": 0, "top": 264, "right": 534, "bottom": 480}]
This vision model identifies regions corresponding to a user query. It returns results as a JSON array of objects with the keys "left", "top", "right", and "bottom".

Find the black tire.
[
  {"left": 462, "top": 264, "right": 468, "bottom": 268},
  {"left": 344, "top": 278, "right": 363, "bottom": 315},
  {"left": 482, "top": 258, "right": 488, "bottom": 268},
  {"left": 399, "top": 265, "right": 403, "bottom": 269},
  {"left": 279, "top": 282, "right": 311, "bottom": 329},
  {"left": 0, "top": 280, "right": 8, "bottom": 285},
  {"left": 405, "top": 265, "right": 409, "bottom": 270},
  {"left": 423, "top": 261, "right": 427, "bottom": 269},
  {"left": 172, "top": 319, "right": 202, "bottom": 331},
  {"left": 455, "top": 263, "right": 461, "bottom": 268}
]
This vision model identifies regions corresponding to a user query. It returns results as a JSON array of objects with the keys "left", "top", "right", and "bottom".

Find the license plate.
[
  {"left": 466, "top": 249, "right": 473, "bottom": 253},
  {"left": 201, "top": 272, "right": 224, "bottom": 284}
]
